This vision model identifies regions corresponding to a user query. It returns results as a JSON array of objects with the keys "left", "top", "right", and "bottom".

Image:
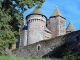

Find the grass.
[{"left": 0, "top": 55, "right": 61, "bottom": 60}]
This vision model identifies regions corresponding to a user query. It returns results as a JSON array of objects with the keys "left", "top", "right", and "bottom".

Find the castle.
[
  {"left": 11, "top": 6, "right": 79, "bottom": 58},
  {"left": 19, "top": 6, "right": 76, "bottom": 48}
]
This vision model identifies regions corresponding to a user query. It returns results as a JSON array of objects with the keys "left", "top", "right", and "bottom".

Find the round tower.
[
  {"left": 26, "top": 8, "right": 47, "bottom": 45},
  {"left": 48, "top": 6, "right": 66, "bottom": 38}
]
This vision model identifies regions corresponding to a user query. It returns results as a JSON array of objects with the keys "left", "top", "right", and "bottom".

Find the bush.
[
  {"left": 62, "top": 55, "right": 80, "bottom": 60},
  {"left": 62, "top": 55, "right": 75, "bottom": 60}
]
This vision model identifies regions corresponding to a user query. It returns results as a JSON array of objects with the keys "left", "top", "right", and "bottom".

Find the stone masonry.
[
  {"left": 19, "top": 6, "right": 76, "bottom": 49},
  {"left": 12, "top": 30, "right": 80, "bottom": 58},
  {"left": 11, "top": 6, "right": 77, "bottom": 58}
]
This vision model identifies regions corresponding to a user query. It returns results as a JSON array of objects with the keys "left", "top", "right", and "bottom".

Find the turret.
[
  {"left": 26, "top": 8, "right": 47, "bottom": 45},
  {"left": 47, "top": 6, "right": 66, "bottom": 38},
  {"left": 66, "top": 21, "right": 76, "bottom": 34},
  {"left": 19, "top": 26, "right": 27, "bottom": 48}
]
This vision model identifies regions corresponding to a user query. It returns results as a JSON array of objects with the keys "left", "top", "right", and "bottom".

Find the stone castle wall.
[
  {"left": 19, "top": 30, "right": 27, "bottom": 47},
  {"left": 47, "top": 16, "right": 60, "bottom": 37},
  {"left": 47, "top": 16, "right": 66, "bottom": 38},
  {"left": 19, "top": 15, "right": 66, "bottom": 48},
  {"left": 59, "top": 17, "right": 66, "bottom": 35},
  {"left": 27, "top": 14, "right": 46, "bottom": 45},
  {"left": 12, "top": 36, "right": 64, "bottom": 58},
  {"left": 44, "top": 28, "right": 52, "bottom": 39},
  {"left": 12, "top": 30, "right": 80, "bottom": 58},
  {"left": 19, "top": 8, "right": 66, "bottom": 48}
]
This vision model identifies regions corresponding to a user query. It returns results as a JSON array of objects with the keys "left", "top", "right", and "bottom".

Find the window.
[
  {"left": 37, "top": 44, "right": 41, "bottom": 51},
  {"left": 38, "top": 46, "right": 40, "bottom": 50}
]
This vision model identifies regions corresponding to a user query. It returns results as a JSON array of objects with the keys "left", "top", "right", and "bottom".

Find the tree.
[{"left": 0, "top": 0, "right": 45, "bottom": 55}]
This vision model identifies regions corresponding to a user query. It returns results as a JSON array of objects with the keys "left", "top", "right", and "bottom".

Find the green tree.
[{"left": 0, "top": 0, "right": 45, "bottom": 55}]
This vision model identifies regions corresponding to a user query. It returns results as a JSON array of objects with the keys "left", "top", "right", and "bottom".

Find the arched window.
[
  {"left": 38, "top": 46, "right": 40, "bottom": 50},
  {"left": 37, "top": 44, "right": 41, "bottom": 51}
]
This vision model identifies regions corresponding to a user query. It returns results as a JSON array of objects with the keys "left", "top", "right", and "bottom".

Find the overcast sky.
[{"left": 23, "top": 0, "right": 80, "bottom": 30}]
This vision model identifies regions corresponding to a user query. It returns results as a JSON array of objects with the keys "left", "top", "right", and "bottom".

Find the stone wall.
[
  {"left": 47, "top": 16, "right": 59, "bottom": 37},
  {"left": 44, "top": 27, "right": 52, "bottom": 39},
  {"left": 12, "top": 30, "right": 80, "bottom": 58},
  {"left": 19, "top": 30, "right": 27, "bottom": 47},
  {"left": 47, "top": 16, "right": 66, "bottom": 38},
  {"left": 27, "top": 14, "right": 46, "bottom": 45},
  {"left": 59, "top": 17, "right": 66, "bottom": 35},
  {"left": 12, "top": 35, "right": 64, "bottom": 58}
]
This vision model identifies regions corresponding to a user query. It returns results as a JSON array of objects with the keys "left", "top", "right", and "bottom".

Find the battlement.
[
  {"left": 27, "top": 14, "right": 46, "bottom": 23},
  {"left": 28, "top": 19, "right": 46, "bottom": 23}
]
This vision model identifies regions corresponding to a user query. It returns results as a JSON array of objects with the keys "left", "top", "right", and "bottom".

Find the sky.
[{"left": 23, "top": 0, "right": 80, "bottom": 30}]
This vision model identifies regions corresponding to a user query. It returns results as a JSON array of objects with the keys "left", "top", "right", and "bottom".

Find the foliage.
[
  {"left": 62, "top": 55, "right": 80, "bottom": 60},
  {"left": 43, "top": 37, "right": 80, "bottom": 59},
  {"left": 0, "top": 0, "right": 45, "bottom": 55},
  {"left": 52, "top": 42, "right": 73, "bottom": 58}
]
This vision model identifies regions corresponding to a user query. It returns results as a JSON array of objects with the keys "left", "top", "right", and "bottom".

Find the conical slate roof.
[
  {"left": 31, "top": 8, "right": 42, "bottom": 15},
  {"left": 66, "top": 21, "right": 76, "bottom": 31},
  {"left": 51, "top": 6, "right": 63, "bottom": 17}
]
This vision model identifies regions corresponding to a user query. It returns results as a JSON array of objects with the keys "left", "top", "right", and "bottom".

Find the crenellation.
[{"left": 28, "top": 15, "right": 46, "bottom": 22}]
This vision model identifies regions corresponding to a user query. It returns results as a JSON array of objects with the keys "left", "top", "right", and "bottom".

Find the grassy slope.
[{"left": 0, "top": 56, "right": 60, "bottom": 60}]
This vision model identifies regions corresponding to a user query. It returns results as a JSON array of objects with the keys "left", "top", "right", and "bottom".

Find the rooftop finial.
[
  {"left": 56, "top": 6, "right": 57, "bottom": 8},
  {"left": 51, "top": 6, "right": 63, "bottom": 17}
]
